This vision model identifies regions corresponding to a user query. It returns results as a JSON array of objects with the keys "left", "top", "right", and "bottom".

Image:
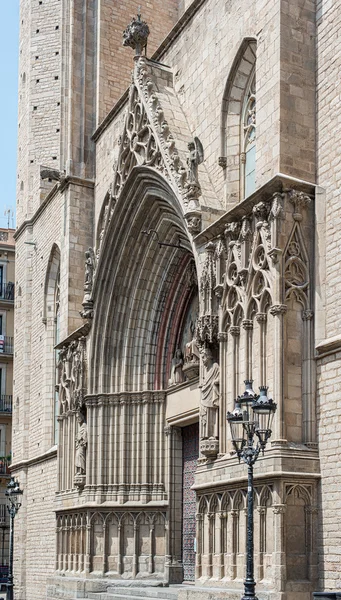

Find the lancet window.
[{"left": 241, "top": 71, "right": 256, "bottom": 198}]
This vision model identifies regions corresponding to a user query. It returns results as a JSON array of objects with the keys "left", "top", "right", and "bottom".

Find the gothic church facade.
[{"left": 13, "top": 1, "right": 341, "bottom": 599}]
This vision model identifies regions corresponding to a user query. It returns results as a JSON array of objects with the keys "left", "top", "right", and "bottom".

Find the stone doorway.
[{"left": 182, "top": 422, "right": 199, "bottom": 582}]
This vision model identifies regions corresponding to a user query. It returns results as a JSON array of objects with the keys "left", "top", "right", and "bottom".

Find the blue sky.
[{"left": 0, "top": 2, "right": 19, "bottom": 228}]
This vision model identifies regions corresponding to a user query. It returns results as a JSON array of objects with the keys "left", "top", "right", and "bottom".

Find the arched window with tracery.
[
  {"left": 43, "top": 244, "right": 61, "bottom": 448},
  {"left": 220, "top": 38, "right": 257, "bottom": 206},
  {"left": 241, "top": 70, "right": 256, "bottom": 198}
]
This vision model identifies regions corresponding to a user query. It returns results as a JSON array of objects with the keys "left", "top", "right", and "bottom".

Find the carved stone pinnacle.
[{"left": 123, "top": 12, "right": 150, "bottom": 56}]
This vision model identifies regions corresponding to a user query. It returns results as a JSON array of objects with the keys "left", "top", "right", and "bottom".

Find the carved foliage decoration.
[
  {"left": 96, "top": 58, "right": 197, "bottom": 259},
  {"left": 222, "top": 200, "right": 278, "bottom": 327},
  {"left": 58, "top": 337, "right": 87, "bottom": 414},
  {"left": 197, "top": 242, "right": 219, "bottom": 346},
  {"left": 284, "top": 218, "right": 310, "bottom": 309}
]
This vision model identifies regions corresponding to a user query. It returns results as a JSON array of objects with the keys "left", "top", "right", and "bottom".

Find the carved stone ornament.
[
  {"left": 288, "top": 189, "right": 311, "bottom": 220},
  {"left": 199, "top": 346, "right": 220, "bottom": 458},
  {"left": 200, "top": 437, "right": 219, "bottom": 459},
  {"left": 168, "top": 349, "right": 185, "bottom": 387},
  {"left": 184, "top": 211, "right": 202, "bottom": 236},
  {"left": 96, "top": 57, "right": 197, "bottom": 258},
  {"left": 40, "top": 167, "right": 66, "bottom": 183},
  {"left": 122, "top": 11, "right": 150, "bottom": 56},
  {"left": 183, "top": 337, "right": 200, "bottom": 380},
  {"left": 81, "top": 248, "right": 95, "bottom": 319},
  {"left": 197, "top": 242, "right": 219, "bottom": 346},
  {"left": 74, "top": 411, "right": 87, "bottom": 489},
  {"left": 58, "top": 337, "right": 87, "bottom": 414},
  {"left": 184, "top": 137, "right": 204, "bottom": 203}
]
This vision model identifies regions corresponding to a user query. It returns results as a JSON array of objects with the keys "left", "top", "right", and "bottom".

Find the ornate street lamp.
[
  {"left": 5, "top": 477, "right": 23, "bottom": 600},
  {"left": 227, "top": 381, "right": 276, "bottom": 600}
]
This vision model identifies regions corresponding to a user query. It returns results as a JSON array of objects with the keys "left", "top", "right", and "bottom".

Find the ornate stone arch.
[
  {"left": 90, "top": 167, "right": 195, "bottom": 394},
  {"left": 220, "top": 38, "right": 257, "bottom": 205},
  {"left": 43, "top": 243, "right": 61, "bottom": 324}
]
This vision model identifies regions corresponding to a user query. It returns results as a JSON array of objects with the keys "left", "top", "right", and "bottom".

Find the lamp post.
[
  {"left": 227, "top": 381, "right": 276, "bottom": 600},
  {"left": 5, "top": 477, "right": 23, "bottom": 600}
]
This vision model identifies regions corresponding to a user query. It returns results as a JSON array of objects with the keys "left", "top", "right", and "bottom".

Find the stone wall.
[{"left": 316, "top": 0, "right": 341, "bottom": 589}]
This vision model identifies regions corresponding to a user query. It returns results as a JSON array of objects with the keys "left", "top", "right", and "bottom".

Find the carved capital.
[
  {"left": 302, "top": 309, "right": 314, "bottom": 321},
  {"left": 218, "top": 332, "right": 228, "bottom": 342},
  {"left": 288, "top": 189, "right": 311, "bottom": 219},
  {"left": 270, "top": 304, "right": 287, "bottom": 316},
  {"left": 218, "top": 156, "right": 227, "bottom": 168},
  {"left": 272, "top": 504, "right": 286, "bottom": 515},
  {"left": 229, "top": 326, "right": 240, "bottom": 337},
  {"left": 242, "top": 319, "right": 253, "bottom": 331},
  {"left": 256, "top": 312, "right": 267, "bottom": 323}
]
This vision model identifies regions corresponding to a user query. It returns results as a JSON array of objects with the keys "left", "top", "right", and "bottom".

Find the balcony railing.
[
  {"left": 0, "top": 282, "right": 14, "bottom": 302},
  {"left": 0, "top": 459, "right": 10, "bottom": 476},
  {"left": 0, "top": 337, "right": 13, "bottom": 355},
  {"left": 0, "top": 505, "right": 7, "bottom": 526},
  {"left": 0, "top": 396, "right": 12, "bottom": 413}
]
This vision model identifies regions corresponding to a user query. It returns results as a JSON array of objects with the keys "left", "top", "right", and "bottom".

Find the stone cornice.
[
  {"left": 55, "top": 322, "right": 91, "bottom": 350},
  {"left": 315, "top": 334, "right": 341, "bottom": 358},
  {"left": 193, "top": 470, "right": 321, "bottom": 492},
  {"left": 14, "top": 176, "right": 95, "bottom": 240},
  {"left": 54, "top": 501, "right": 168, "bottom": 513},
  {"left": 193, "top": 173, "right": 315, "bottom": 245},
  {"left": 11, "top": 446, "right": 57, "bottom": 472}
]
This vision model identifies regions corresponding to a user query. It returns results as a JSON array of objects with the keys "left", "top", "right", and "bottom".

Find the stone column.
[
  {"left": 229, "top": 326, "right": 240, "bottom": 401},
  {"left": 242, "top": 319, "right": 254, "bottom": 381},
  {"left": 256, "top": 313, "right": 267, "bottom": 385},
  {"left": 164, "top": 425, "right": 183, "bottom": 583},
  {"left": 195, "top": 513, "right": 203, "bottom": 580},
  {"left": 269, "top": 304, "right": 287, "bottom": 442},
  {"left": 272, "top": 504, "right": 286, "bottom": 593},
  {"left": 302, "top": 309, "right": 316, "bottom": 446},
  {"left": 218, "top": 332, "right": 228, "bottom": 456}
]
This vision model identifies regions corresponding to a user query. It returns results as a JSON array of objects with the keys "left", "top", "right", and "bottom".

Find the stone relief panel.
[
  {"left": 196, "top": 188, "right": 314, "bottom": 458},
  {"left": 56, "top": 510, "right": 167, "bottom": 579},
  {"left": 196, "top": 481, "right": 317, "bottom": 590}
]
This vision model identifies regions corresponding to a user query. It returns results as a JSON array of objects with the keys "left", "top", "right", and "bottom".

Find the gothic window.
[
  {"left": 220, "top": 38, "right": 257, "bottom": 206},
  {"left": 242, "top": 71, "right": 256, "bottom": 198},
  {"left": 44, "top": 244, "right": 61, "bottom": 446}
]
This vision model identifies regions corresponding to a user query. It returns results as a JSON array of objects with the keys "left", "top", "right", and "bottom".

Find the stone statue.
[
  {"left": 187, "top": 138, "right": 204, "bottom": 185},
  {"left": 168, "top": 348, "right": 185, "bottom": 387},
  {"left": 184, "top": 137, "right": 204, "bottom": 203},
  {"left": 200, "top": 346, "right": 220, "bottom": 440},
  {"left": 84, "top": 248, "right": 95, "bottom": 291},
  {"left": 75, "top": 412, "right": 87, "bottom": 475}
]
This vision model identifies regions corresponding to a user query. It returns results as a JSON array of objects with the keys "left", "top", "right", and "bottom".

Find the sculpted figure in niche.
[
  {"left": 168, "top": 348, "right": 185, "bottom": 387},
  {"left": 75, "top": 411, "right": 88, "bottom": 475},
  {"left": 200, "top": 346, "right": 220, "bottom": 439}
]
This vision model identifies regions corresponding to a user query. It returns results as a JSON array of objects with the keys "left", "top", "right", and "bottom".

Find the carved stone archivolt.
[
  {"left": 58, "top": 337, "right": 87, "bottom": 415},
  {"left": 96, "top": 57, "right": 204, "bottom": 261}
]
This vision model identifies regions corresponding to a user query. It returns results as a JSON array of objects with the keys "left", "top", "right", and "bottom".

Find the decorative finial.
[{"left": 123, "top": 10, "right": 150, "bottom": 57}]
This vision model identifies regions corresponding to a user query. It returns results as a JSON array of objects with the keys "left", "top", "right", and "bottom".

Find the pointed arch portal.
[{"left": 90, "top": 167, "right": 195, "bottom": 394}]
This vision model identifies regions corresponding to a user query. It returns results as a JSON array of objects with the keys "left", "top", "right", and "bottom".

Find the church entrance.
[{"left": 182, "top": 422, "right": 199, "bottom": 582}]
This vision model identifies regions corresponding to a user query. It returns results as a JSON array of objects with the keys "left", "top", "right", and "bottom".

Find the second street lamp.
[{"left": 227, "top": 381, "right": 276, "bottom": 600}]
